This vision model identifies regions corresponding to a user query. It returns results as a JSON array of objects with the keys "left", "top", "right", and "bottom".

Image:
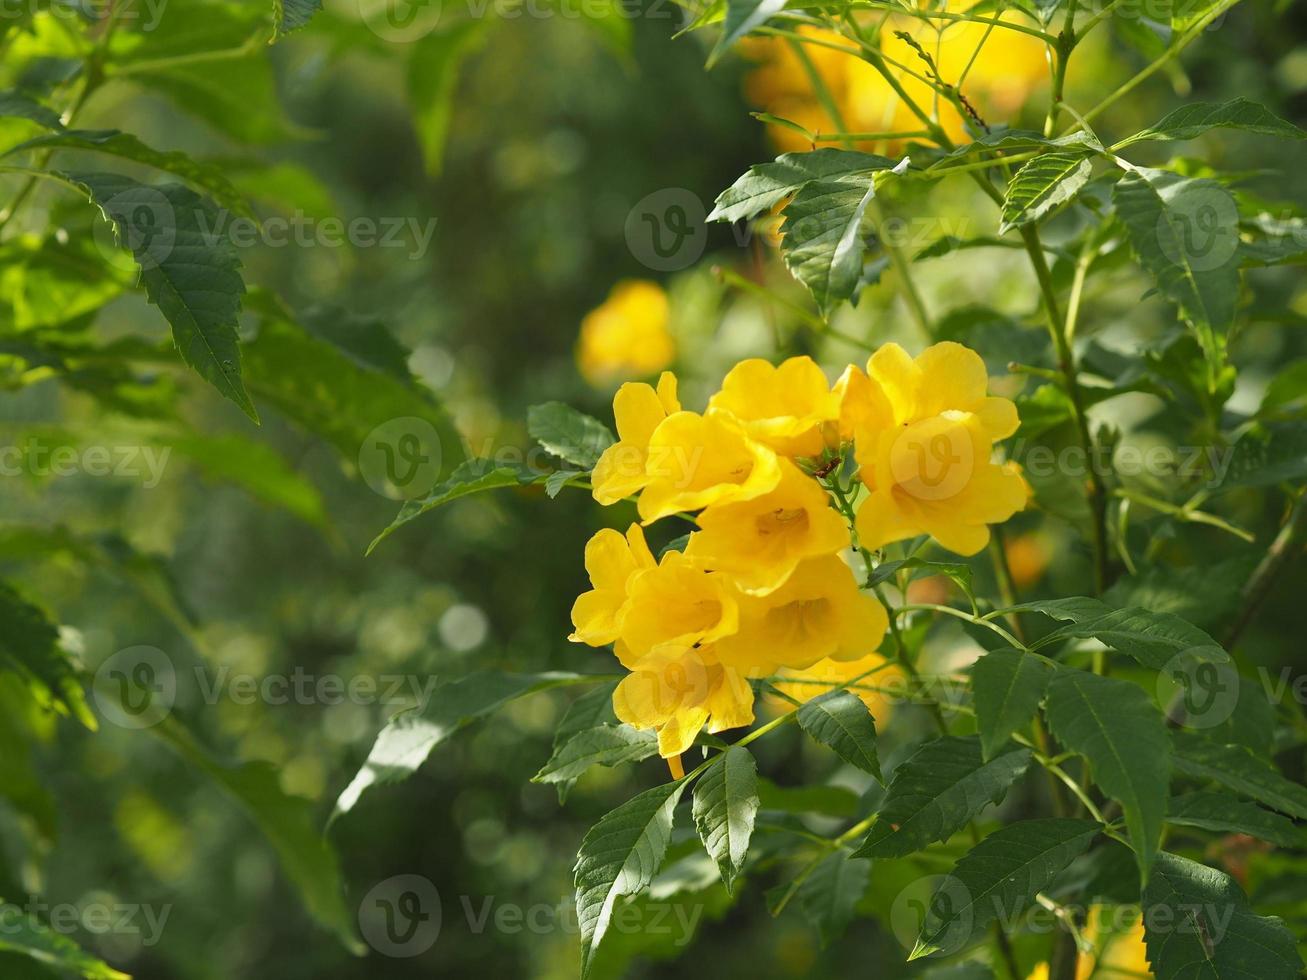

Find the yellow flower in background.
[
  {"left": 618, "top": 549, "right": 739, "bottom": 660},
  {"left": 686, "top": 460, "right": 851, "bottom": 595},
  {"left": 709, "top": 355, "right": 841, "bottom": 457},
  {"left": 768, "top": 652, "right": 902, "bottom": 720},
  {"left": 716, "top": 555, "right": 888, "bottom": 671},
  {"left": 613, "top": 646, "right": 755, "bottom": 768},
  {"left": 853, "top": 342, "right": 1026, "bottom": 556},
  {"left": 568, "top": 524, "right": 656, "bottom": 646},
  {"left": 638, "top": 410, "right": 783, "bottom": 524},
  {"left": 1025, "top": 910, "right": 1151, "bottom": 980},
  {"left": 590, "top": 372, "right": 681, "bottom": 506},
  {"left": 577, "top": 280, "right": 676, "bottom": 386}
]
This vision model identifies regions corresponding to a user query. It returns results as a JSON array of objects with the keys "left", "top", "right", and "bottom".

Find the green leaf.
[
  {"left": 1117, "top": 98, "right": 1307, "bottom": 147},
  {"left": 780, "top": 179, "right": 877, "bottom": 316},
  {"left": 910, "top": 819, "right": 1101, "bottom": 960},
  {"left": 708, "top": 0, "right": 787, "bottom": 67},
  {"left": 154, "top": 717, "right": 362, "bottom": 953},
  {"left": 1170, "top": 731, "right": 1307, "bottom": 819},
  {"left": 1172, "top": 0, "right": 1229, "bottom": 33},
  {"left": 999, "top": 151, "right": 1095, "bottom": 233},
  {"left": 0, "top": 89, "right": 64, "bottom": 130},
  {"left": 1214, "top": 421, "right": 1307, "bottom": 491},
  {"left": 62, "top": 172, "right": 257, "bottom": 421},
  {"left": 756, "top": 778, "right": 860, "bottom": 818},
  {"left": 692, "top": 745, "right": 759, "bottom": 893},
  {"left": 334, "top": 671, "right": 590, "bottom": 818},
  {"left": 1034, "top": 606, "right": 1230, "bottom": 670},
  {"left": 407, "top": 22, "right": 492, "bottom": 177},
  {"left": 1259, "top": 359, "right": 1307, "bottom": 419},
  {"left": 1143, "top": 851, "right": 1303, "bottom": 980},
  {"left": 915, "top": 235, "right": 1025, "bottom": 260},
  {"left": 527, "top": 402, "right": 615, "bottom": 469},
  {"left": 854, "top": 736, "right": 1031, "bottom": 859},
  {"left": 0, "top": 580, "right": 95, "bottom": 729},
  {"left": 997, "top": 596, "right": 1112, "bottom": 622},
  {"left": 1112, "top": 168, "right": 1240, "bottom": 368},
  {"left": 369, "top": 460, "right": 540, "bottom": 554},
  {"left": 796, "top": 689, "right": 881, "bottom": 778},
  {"left": 972, "top": 649, "right": 1055, "bottom": 761},
  {"left": 4, "top": 130, "right": 252, "bottom": 217},
  {"left": 1239, "top": 213, "right": 1307, "bottom": 268},
  {"left": 532, "top": 725, "right": 659, "bottom": 788},
  {"left": 169, "top": 433, "right": 329, "bottom": 529},
  {"left": 273, "top": 0, "right": 321, "bottom": 35},
  {"left": 1043, "top": 669, "right": 1170, "bottom": 882},
  {"left": 1167, "top": 791, "right": 1307, "bottom": 848},
  {"left": 798, "top": 849, "right": 871, "bottom": 947},
  {"left": 574, "top": 781, "right": 686, "bottom": 977},
  {"left": 708, "top": 148, "right": 896, "bottom": 224},
  {"left": 928, "top": 129, "right": 1102, "bottom": 168},
  {"left": 0, "top": 910, "right": 129, "bottom": 979}
]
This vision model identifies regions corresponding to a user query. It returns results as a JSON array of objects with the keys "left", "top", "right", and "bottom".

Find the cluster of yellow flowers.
[
  {"left": 570, "top": 343, "right": 1028, "bottom": 772},
  {"left": 742, "top": 20, "right": 1048, "bottom": 152}
]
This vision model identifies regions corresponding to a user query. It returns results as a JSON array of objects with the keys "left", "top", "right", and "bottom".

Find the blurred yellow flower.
[
  {"left": 1025, "top": 910, "right": 1152, "bottom": 980},
  {"left": 590, "top": 371, "right": 681, "bottom": 506},
  {"left": 577, "top": 280, "right": 676, "bottom": 386},
  {"left": 768, "top": 652, "right": 902, "bottom": 721},
  {"left": 709, "top": 355, "right": 842, "bottom": 457},
  {"left": 717, "top": 554, "right": 888, "bottom": 671},
  {"left": 686, "top": 460, "right": 850, "bottom": 595},
  {"left": 852, "top": 342, "right": 1027, "bottom": 555},
  {"left": 568, "top": 524, "right": 656, "bottom": 646},
  {"left": 638, "top": 410, "right": 783, "bottom": 524}
]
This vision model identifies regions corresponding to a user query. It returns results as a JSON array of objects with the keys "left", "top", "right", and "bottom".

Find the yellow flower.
[
  {"left": 577, "top": 280, "right": 676, "bottom": 386},
  {"left": 768, "top": 652, "right": 902, "bottom": 720},
  {"left": 1025, "top": 909, "right": 1151, "bottom": 980},
  {"left": 685, "top": 460, "right": 850, "bottom": 595},
  {"left": 590, "top": 372, "right": 681, "bottom": 506},
  {"left": 613, "top": 645, "right": 755, "bottom": 763},
  {"left": 617, "top": 549, "right": 740, "bottom": 661},
  {"left": 716, "top": 555, "right": 888, "bottom": 672},
  {"left": 709, "top": 356, "right": 841, "bottom": 457},
  {"left": 637, "top": 410, "right": 783, "bottom": 524},
  {"left": 866, "top": 341, "right": 1018, "bottom": 441},
  {"left": 568, "top": 524, "right": 656, "bottom": 646},
  {"left": 833, "top": 363, "right": 895, "bottom": 444},
  {"left": 855, "top": 408, "right": 1028, "bottom": 556}
]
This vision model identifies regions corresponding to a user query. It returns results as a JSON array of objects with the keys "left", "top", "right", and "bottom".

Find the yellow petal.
[
  {"left": 709, "top": 356, "right": 838, "bottom": 456},
  {"left": 656, "top": 371, "right": 681, "bottom": 415},
  {"left": 976, "top": 395, "right": 1020, "bottom": 441},
  {"left": 657, "top": 706, "right": 709, "bottom": 758},
  {"left": 867, "top": 342, "right": 921, "bottom": 424},
  {"left": 913, "top": 342, "right": 989, "bottom": 418},
  {"left": 855, "top": 489, "right": 920, "bottom": 553},
  {"left": 613, "top": 381, "right": 672, "bottom": 447},
  {"left": 704, "top": 667, "right": 756, "bottom": 733}
]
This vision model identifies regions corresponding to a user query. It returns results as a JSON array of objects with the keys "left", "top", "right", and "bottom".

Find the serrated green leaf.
[
  {"left": 708, "top": 0, "right": 786, "bottom": 67},
  {"left": 708, "top": 148, "right": 896, "bottom": 223},
  {"left": 0, "top": 89, "right": 63, "bottom": 130},
  {"left": 527, "top": 402, "right": 615, "bottom": 469},
  {"left": 1112, "top": 168, "right": 1239, "bottom": 368},
  {"left": 273, "top": 0, "right": 321, "bottom": 35},
  {"left": 972, "top": 649, "right": 1055, "bottom": 761},
  {"left": 1117, "top": 97, "right": 1307, "bottom": 147},
  {"left": 0, "top": 911, "right": 129, "bottom": 979},
  {"left": 1171, "top": 731, "right": 1307, "bottom": 819},
  {"left": 1167, "top": 791, "right": 1306, "bottom": 848},
  {"left": 0, "top": 580, "right": 95, "bottom": 729},
  {"left": 1143, "top": 851, "right": 1303, "bottom": 980},
  {"left": 911, "top": 819, "right": 1100, "bottom": 960},
  {"left": 796, "top": 689, "right": 881, "bottom": 778},
  {"left": 574, "top": 781, "right": 686, "bottom": 977},
  {"left": 533, "top": 725, "right": 659, "bottom": 788},
  {"left": 1214, "top": 421, "right": 1307, "bottom": 491},
  {"left": 1043, "top": 669, "right": 1170, "bottom": 883},
  {"left": 692, "top": 745, "right": 759, "bottom": 893},
  {"left": 61, "top": 172, "right": 256, "bottom": 421},
  {"left": 999, "top": 152, "right": 1095, "bottom": 233},
  {"left": 154, "top": 717, "right": 362, "bottom": 953},
  {"left": 334, "top": 671, "right": 591, "bottom": 819},
  {"left": 798, "top": 849, "right": 871, "bottom": 947},
  {"left": 997, "top": 596, "right": 1113, "bottom": 622},
  {"left": 854, "top": 736, "right": 1030, "bottom": 859},
  {"left": 780, "top": 179, "right": 877, "bottom": 316},
  {"left": 5, "top": 130, "right": 252, "bottom": 217},
  {"left": 1034, "top": 606, "right": 1229, "bottom": 670}
]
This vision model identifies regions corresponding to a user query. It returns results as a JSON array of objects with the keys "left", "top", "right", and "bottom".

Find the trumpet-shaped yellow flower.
[
  {"left": 613, "top": 645, "right": 755, "bottom": 761},
  {"left": 618, "top": 549, "right": 739, "bottom": 660},
  {"left": 855, "top": 409, "right": 1028, "bottom": 556},
  {"left": 716, "top": 555, "right": 888, "bottom": 672},
  {"left": 568, "top": 524, "right": 656, "bottom": 646},
  {"left": 590, "top": 372, "right": 681, "bottom": 506},
  {"left": 867, "top": 341, "right": 1018, "bottom": 440},
  {"left": 767, "top": 652, "right": 902, "bottom": 721},
  {"left": 708, "top": 356, "right": 841, "bottom": 457},
  {"left": 686, "top": 461, "right": 850, "bottom": 595},
  {"left": 637, "top": 410, "right": 783, "bottom": 524},
  {"left": 577, "top": 280, "right": 675, "bottom": 385},
  {"left": 833, "top": 363, "right": 895, "bottom": 444}
]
